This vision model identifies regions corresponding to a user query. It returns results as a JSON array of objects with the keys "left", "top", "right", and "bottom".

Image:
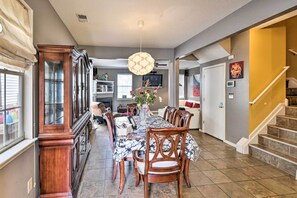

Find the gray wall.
[
  {"left": 200, "top": 31, "right": 250, "bottom": 144},
  {"left": 226, "top": 31, "right": 250, "bottom": 143},
  {"left": 0, "top": 147, "right": 35, "bottom": 198},
  {"left": 25, "top": 0, "right": 77, "bottom": 46},
  {"left": 175, "top": 0, "right": 297, "bottom": 58},
  {"left": 95, "top": 68, "right": 168, "bottom": 111}
]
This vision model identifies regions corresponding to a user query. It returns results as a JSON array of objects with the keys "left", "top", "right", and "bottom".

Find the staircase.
[{"left": 250, "top": 88, "right": 297, "bottom": 178}]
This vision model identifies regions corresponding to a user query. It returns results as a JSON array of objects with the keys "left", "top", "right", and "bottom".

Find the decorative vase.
[{"left": 139, "top": 104, "right": 150, "bottom": 126}]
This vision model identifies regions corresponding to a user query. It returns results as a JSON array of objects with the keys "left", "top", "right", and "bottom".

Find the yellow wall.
[
  {"left": 249, "top": 27, "right": 286, "bottom": 133},
  {"left": 285, "top": 16, "right": 297, "bottom": 79}
]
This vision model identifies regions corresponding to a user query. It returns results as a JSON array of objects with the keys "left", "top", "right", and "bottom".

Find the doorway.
[{"left": 202, "top": 63, "right": 226, "bottom": 140}]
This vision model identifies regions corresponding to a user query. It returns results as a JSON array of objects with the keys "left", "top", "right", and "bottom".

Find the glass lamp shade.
[{"left": 128, "top": 52, "right": 155, "bottom": 75}]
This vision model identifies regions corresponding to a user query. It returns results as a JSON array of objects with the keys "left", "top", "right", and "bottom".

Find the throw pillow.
[
  {"left": 185, "top": 101, "right": 193, "bottom": 108},
  {"left": 193, "top": 103, "right": 200, "bottom": 108}
]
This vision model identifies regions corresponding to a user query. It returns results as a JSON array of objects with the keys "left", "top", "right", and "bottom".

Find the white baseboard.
[
  {"left": 224, "top": 140, "right": 236, "bottom": 147},
  {"left": 236, "top": 102, "right": 285, "bottom": 154},
  {"left": 287, "top": 77, "right": 297, "bottom": 88}
]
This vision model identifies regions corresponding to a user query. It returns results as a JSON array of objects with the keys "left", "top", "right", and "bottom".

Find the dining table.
[{"left": 113, "top": 115, "right": 200, "bottom": 194}]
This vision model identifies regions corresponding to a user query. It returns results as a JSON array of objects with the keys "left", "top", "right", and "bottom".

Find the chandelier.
[{"left": 128, "top": 20, "right": 155, "bottom": 75}]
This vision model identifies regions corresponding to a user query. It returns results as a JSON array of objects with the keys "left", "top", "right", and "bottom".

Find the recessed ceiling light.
[{"left": 76, "top": 14, "right": 88, "bottom": 22}]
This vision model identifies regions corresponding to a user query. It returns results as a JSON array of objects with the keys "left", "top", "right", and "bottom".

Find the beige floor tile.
[
  {"left": 207, "top": 159, "right": 235, "bottom": 169},
  {"left": 238, "top": 167, "right": 272, "bottom": 180},
  {"left": 202, "top": 170, "right": 232, "bottom": 184},
  {"left": 220, "top": 168, "right": 251, "bottom": 182},
  {"left": 253, "top": 165, "right": 287, "bottom": 177},
  {"left": 189, "top": 171, "right": 214, "bottom": 186},
  {"left": 78, "top": 128, "right": 297, "bottom": 197},
  {"left": 274, "top": 176, "right": 297, "bottom": 191},
  {"left": 192, "top": 159, "right": 217, "bottom": 171},
  {"left": 218, "top": 182, "right": 255, "bottom": 198},
  {"left": 237, "top": 180, "right": 276, "bottom": 198},
  {"left": 197, "top": 184, "right": 229, "bottom": 198},
  {"left": 257, "top": 178, "right": 296, "bottom": 195}
]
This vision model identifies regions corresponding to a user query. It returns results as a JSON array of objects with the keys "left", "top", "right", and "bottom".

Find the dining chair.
[
  {"left": 127, "top": 103, "right": 138, "bottom": 116},
  {"left": 133, "top": 127, "right": 188, "bottom": 198},
  {"left": 173, "top": 110, "right": 194, "bottom": 129},
  {"left": 173, "top": 110, "right": 194, "bottom": 187},
  {"left": 163, "top": 106, "right": 177, "bottom": 124},
  {"left": 104, "top": 112, "right": 134, "bottom": 183}
]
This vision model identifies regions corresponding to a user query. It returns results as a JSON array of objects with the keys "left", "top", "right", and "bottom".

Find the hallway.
[{"left": 78, "top": 126, "right": 297, "bottom": 198}]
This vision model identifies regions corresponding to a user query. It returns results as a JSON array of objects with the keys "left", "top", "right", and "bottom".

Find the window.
[
  {"left": 117, "top": 74, "right": 132, "bottom": 99},
  {"left": 0, "top": 69, "right": 24, "bottom": 153},
  {"left": 179, "top": 74, "right": 185, "bottom": 99}
]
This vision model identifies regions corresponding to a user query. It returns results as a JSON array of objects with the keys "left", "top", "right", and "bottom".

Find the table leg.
[
  {"left": 119, "top": 160, "right": 125, "bottom": 194},
  {"left": 184, "top": 158, "right": 191, "bottom": 188}
]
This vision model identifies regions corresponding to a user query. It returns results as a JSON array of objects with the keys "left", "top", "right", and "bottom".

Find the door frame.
[{"left": 201, "top": 63, "right": 226, "bottom": 140}]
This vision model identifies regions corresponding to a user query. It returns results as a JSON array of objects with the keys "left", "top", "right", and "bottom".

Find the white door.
[{"left": 202, "top": 63, "right": 225, "bottom": 140}]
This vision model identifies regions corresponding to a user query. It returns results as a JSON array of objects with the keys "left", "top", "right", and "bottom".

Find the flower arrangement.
[{"left": 130, "top": 80, "right": 160, "bottom": 108}]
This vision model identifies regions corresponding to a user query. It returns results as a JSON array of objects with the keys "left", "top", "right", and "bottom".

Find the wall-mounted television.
[{"left": 143, "top": 74, "right": 163, "bottom": 87}]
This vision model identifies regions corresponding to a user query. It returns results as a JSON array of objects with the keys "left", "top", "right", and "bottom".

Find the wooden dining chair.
[
  {"left": 163, "top": 106, "right": 177, "bottom": 124},
  {"left": 133, "top": 127, "right": 188, "bottom": 198},
  {"left": 104, "top": 112, "right": 134, "bottom": 183},
  {"left": 127, "top": 103, "right": 138, "bottom": 116},
  {"left": 173, "top": 110, "right": 194, "bottom": 129},
  {"left": 173, "top": 110, "right": 194, "bottom": 187}
]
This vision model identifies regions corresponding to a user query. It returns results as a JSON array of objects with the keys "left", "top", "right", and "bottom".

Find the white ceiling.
[{"left": 49, "top": 0, "right": 251, "bottom": 48}]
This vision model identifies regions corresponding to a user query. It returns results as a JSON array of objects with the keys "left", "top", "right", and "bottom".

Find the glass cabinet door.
[
  {"left": 72, "top": 63, "right": 78, "bottom": 122},
  {"left": 44, "top": 60, "right": 64, "bottom": 125}
]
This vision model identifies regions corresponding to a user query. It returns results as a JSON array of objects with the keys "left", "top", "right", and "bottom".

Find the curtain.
[{"left": 0, "top": 0, "right": 36, "bottom": 67}]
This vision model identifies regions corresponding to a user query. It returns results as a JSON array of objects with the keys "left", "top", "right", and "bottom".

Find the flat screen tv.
[{"left": 143, "top": 74, "right": 162, "bottom": 87}]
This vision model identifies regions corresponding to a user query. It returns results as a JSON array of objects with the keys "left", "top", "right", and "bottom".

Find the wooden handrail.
[{"left": 249, "top": 66, "right": 290, "bottom": 105}]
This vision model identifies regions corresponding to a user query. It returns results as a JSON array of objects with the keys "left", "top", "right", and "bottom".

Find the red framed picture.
[{"left": 229, "top": 61, "right": 244, "bottom": 79}]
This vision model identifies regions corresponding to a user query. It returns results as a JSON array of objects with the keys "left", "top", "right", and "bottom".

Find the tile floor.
[{"left": 78, "top": 126, "right": 297, "bottom": 198}]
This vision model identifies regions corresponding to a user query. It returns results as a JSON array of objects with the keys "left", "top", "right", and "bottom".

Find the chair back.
[
  {"left": 127, "top": 103, "right": 138, "bottom": 116},
  {"left": 163, "top": 106, "right": 177, "bottom": 124},
  {"left": 144, "top": 127, "right": 187, "bottom": 175},
  {"left": 173, "top": 110, "right": 193, "bottom": 129},
  {"left": 103, "top": 111, "right": 116, "bottom": 151}
]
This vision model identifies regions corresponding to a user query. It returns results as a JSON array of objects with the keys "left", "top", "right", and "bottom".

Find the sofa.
[{"left": 158, "top": 100, "right": 200, "bottom": 129}]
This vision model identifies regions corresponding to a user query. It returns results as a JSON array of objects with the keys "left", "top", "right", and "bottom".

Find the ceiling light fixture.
[{"left": 128, "top": 20, "right": 155, "bottom": 75}]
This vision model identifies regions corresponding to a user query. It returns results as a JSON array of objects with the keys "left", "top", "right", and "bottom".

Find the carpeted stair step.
[
  {"left": 276, "top": 115, "right": 297, "bottom": 131},
  {"left": 286, "top": 88, "right": 297, "bottom": 96},
  {"left": 286, "top": 106, "right": 297, "bottom": 117},
  {"left": 287, "top": 96, "right": 297, "bottom": 106},
  {"left": 268, "top": 125, "right": 297, "bottom": 143},
  {"left": 258, "top": 134, "right": 297, "bottom": 158},
  {"left": 250, "top": 144, "right": 297, "bottom": 178}
]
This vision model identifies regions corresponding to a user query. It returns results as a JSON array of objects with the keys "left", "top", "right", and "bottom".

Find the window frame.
[
  {"left": 117, "top": 73, "right": 133, "bottom": 100},
  {"left": 0, "top": 68, "right": 24, "bottom": 154}
]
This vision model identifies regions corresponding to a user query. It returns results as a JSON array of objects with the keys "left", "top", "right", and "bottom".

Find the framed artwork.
[
  {"left": 193, "top": 74, "right": 200, "bottom": 97},
  {"left": 229, "top": 61, "right": 244, "bottom": 79}
]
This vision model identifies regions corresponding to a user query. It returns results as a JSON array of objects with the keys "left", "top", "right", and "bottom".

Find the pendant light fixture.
[{"left": 128, "top": 20, "right": 155, "bottom": 75}]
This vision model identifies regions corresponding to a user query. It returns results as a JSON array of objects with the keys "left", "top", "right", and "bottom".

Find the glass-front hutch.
[{"left": 38, "top": 45, "right": 92, "bottom": 198}]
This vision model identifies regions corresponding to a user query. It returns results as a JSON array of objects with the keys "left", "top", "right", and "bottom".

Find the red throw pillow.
[
  {"left": 185, "top": 101, "right": 193, "bottom": 108},
  {"left": 193, "top": 103, "right": 200, "bottom": 108}
]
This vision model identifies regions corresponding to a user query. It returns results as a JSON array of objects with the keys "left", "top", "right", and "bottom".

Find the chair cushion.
[
  {"left": 185, "top": 101, "right": 193, "bottom": 108},
  {"left": 193, "top": 103, "right": 200, "bottom": 108},
  {"left": 135, "top": 153, "right": 179, "bottom": 175}
]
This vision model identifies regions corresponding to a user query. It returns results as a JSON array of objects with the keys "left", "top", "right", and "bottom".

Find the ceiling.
[{"left": 49, "top": 0, "right": 251, "bottom": 48}]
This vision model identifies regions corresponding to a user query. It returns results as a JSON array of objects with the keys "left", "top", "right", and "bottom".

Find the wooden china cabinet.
[{"left": 38, "top": 45, "right": 92, "bottom": 197}]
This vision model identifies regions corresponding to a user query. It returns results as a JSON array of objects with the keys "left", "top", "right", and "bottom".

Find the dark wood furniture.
[
  {"left": 133, "top": 127, "right": 188, "bottom": 198},
  {"left": 163, "top": 106, "right": 177, "bottom": 124},
  {"left": 127, "top": 103, "right": 138, "bottom": 116},
  {"left": 173, "top": 110, "right": 194, "bottom": 187},
  {"left": 38, "top": 45, "right": 92, "bottom": 198}
]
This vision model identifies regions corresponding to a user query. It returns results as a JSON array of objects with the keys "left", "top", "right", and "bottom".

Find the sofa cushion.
[
  {"left": 185, "top": 101, "right": 193, "bottom": 108},
  {"left": 193, "top": 103, "right": 200, "bottom": 108}
]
